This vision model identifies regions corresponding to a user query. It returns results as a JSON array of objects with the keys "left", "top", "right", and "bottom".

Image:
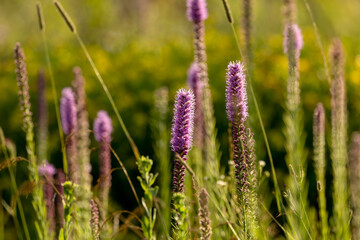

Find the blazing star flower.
[{"left": 171, "top": 89, "right": 195, "bottom": 192}]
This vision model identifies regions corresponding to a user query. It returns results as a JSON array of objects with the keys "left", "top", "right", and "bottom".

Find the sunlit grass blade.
[
  {"left": 53, "top": 0, "right": 140, "bottom": 160},
  {"left": 36, "top": 2, "right": 68, "bottom": 174}
]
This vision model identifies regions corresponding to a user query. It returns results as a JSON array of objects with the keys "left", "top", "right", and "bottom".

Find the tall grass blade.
[
  {"left": 36, "top": 2, "right": 68, "bottom": 174},
  {"left": 301, "top": 0, "right": 331, "bottom": 85}
]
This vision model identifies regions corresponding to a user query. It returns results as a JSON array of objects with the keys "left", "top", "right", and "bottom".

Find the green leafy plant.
[{"left": 137, "top": 156, "right": 159, "bottom": 240}]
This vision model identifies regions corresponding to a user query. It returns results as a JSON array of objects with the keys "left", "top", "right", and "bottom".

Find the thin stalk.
[
  {"left": 109, "top": 145, "right": 141, "bottom": 207},
  {"left": 302, "top": 0, "right": 331, "bottom": 85},
  {"left": 230, "top": 24, "right": 282, "bottom": 213},
  {"left": 39, "top": 26, "right": 68, "bottom": 174}
]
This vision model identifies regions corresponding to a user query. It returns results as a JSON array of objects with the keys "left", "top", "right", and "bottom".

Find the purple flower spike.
[
  {"left": 171, "top": 89, "right": 195, "bottom": 192},
  {"left": 93, "top": 110, "right": 113, "bottom": 215},
  {"left": 171, "top": 89, "right": 195, "bottom": 155},
  {"left": 226, "top": 61, "right": 248, "bottom": 123},
  {"left": 187, "top": 0, "right": 208, "bottom": 23},
  {"left": 283, "top": 24, "right": 303, "bottom": 55},
  {"left": 60, "top": 87, "right": 77, "bottom": 135},
  {"left": 93, "top": 111, "right": 113, "bottom": 143}
]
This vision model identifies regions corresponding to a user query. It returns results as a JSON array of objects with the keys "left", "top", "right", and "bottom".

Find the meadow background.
[{"left": 0, "top": 0, "right": 360, "bottom": 238}]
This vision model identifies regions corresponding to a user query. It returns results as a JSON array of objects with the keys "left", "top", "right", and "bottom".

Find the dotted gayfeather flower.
[
  {"left": 38, "top": 163, "right": 56, "bottom": 232},
  {"left": 225, "top": 61, "right": 249, "bottom": 194},
  {"left": 187, "top": 63, "right": 203, "bottom": 147},
  {"left": 225, "top": 61, "right": 258, "bottom": 235},
  {"left": 226, "top": 61, "right": 248, "bottom": 124},
  {"left": 93, "top": 110, "right": 113, "bottom": 218},
  {"left": 283, "top": 24, "right": 303, "bottom": 56},
  {"left": 60, "top": 87, "right": 79, "bottom": 183},
  {"left": 187, "top": 0, "right": 218, "bottom": 178},
  {"left": 187, "top": 0, "right": 208, "bottom": 23},
  {"left": 171, "top": 89, "right": 195, "bottom": 192}
]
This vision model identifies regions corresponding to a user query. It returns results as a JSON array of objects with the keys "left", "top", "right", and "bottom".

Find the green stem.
[{"left": 40, "top": 31, "right": 68, "bottom": 174}]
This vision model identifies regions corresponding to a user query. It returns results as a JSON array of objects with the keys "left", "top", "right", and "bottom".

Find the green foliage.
[
  {"left": 137, "top": 156, "right": 158, "bottom": 240},
  {"left": 61, "top": 181, "right": 77, "bottom": 240},
  {"left": 171, "top": 193, "right": 188, "bottom": 240}
]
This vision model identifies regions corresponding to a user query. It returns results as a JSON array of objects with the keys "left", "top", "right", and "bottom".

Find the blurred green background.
[{"left": 0, "top": 0, "right": 360, "bottom": 238}]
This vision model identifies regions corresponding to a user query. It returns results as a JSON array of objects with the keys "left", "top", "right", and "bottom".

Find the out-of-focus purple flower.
[
  {"left": 60, "top": 87, "right": 79, "bottom": 182},
  {"left": 60, "top": 87, "right": 77, "bottom": 135},
  {"left": 226, "top": 61, "right": 248, "bottom": 123},
  {"left": 187, "top": 63, "right": 202, "bottom": 91},
  {"left": 38, "top": 162, "right": 57, "bottom": 176},
  {"left": 187, "top": 0, "right": 208, "bottom": 23},
  {"left": 171, "top": 89, "right": 195, "bottom": 192},
  {"left": 283, "top": 24, "right": 303, "bottom": 55},
  {"left": 93, "top": 110, "right": 113, "bottom": 217},
  {"left": 38, "top": 162, "right": 56, "bottom": 232},
  {"left": 187, "top": 63, "right": 203, "bottom": 147},
  {"left": 93, "top": 111, "right": 113, "bottom": 143},
  {"left": 36, "top": 69, "right": 48, "bottom": 162}
]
